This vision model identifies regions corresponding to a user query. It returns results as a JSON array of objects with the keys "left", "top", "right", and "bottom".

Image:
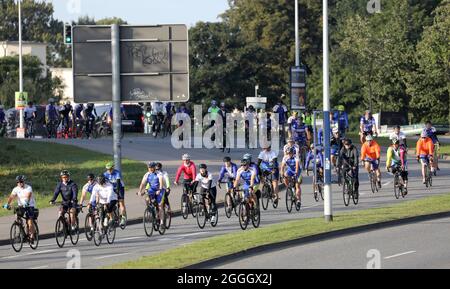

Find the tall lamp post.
[
  {"left": 18, "top": 0, "right": 25, "bottom": 138},
  {"left": 295, "top": 0, "right": 300, "bottom": 67},
  {"left": 322, "top": 0, "right": 333, "bottom": 222}
]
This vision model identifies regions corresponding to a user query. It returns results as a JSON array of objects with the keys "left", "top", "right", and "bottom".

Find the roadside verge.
[{"left": 107, "top": 192, "right": 450, "bottom": 269}]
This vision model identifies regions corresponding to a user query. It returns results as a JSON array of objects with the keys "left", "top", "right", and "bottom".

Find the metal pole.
[
  {"left": 295, "top": 0, "right": 300, "bottom": 67},
  {"left": 18, "top": 0, "right": 24, "bottom": 134},
  {"left": 111, "top": 24, "right": 122, "bottom": 171},
  {"left": 323, "top": 0, "right": 333, "bottom": 222}
]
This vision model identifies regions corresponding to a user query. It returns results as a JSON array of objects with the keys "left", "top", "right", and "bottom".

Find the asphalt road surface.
[
  {"left": 0, "top": 136, "right": 448, "bottom": 269},
  {"left": 214, "top": 216, "right": 450, "bottom": 269}
]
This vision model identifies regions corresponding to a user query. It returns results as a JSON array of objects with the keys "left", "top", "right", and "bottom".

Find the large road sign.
[{"left": 72, "top": 25, "right": 189, "bottom": 103}]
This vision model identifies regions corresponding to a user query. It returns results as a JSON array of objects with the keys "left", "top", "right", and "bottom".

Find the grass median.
[
  {"left": 108, "top": 192, "right": 450, "bottom": 269},
  {"left": 0, "top": 138, "right": 146, "bottom": 217}
]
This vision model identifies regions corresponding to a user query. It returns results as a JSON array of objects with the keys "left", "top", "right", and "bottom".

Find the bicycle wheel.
[
  {"left": 190, "top": 194, "right": 198, "bottom": 218},
  {"left": 238, "top": 203, "right": 249, "bottom": 230},
  {"left": 196, "top": 203, "right": 207, "bottom": 229},
  {"left": 261, "top": 184, "right": 270, "bottom": 211},
  {"left": 211, "top": 208, "right": 219, "bottom": 227},
  {"left": 69, "top": 217, "right": 80, "bottom": 245},
  {"left": 28, "top": 220, "right": 39, "bottom": 250},
  {"left": 428, "top": 168, "right": 433, "bottom": 187},
  {"left": 181, "top": 193, "right": 189, "bottom": 219},
  {"left": 224, "top": 193, "right": 233, "bottom": 219},
  {"left": 164, "top": 204, "right": 172, "bottom": 230},
  {"left": 351, "top": 181, "right": 359, "bottom": 205},
  {"left": 252, "top": 199, "right": 261, "bottom": 228},
  {"left": 10, "top": 222, "right": 24, "bottom": 253},
  {"left": 158, "top": 208, "right": 167, "bottom": 235},
  {"left": 85, "top": 213, "right": 94, "bottom": 241},
  {"left": 143, "top": 207, "right": 154, "bottom": 237},
  {"left": 286, "top": 187, "right": 294, "bottom": 213},
  {"left": 55, "top": 217, "right": 67, "bottom": 248},
  {"left": 319, "top": 184, "right": 324, "bottom": 201},
  {"left": 93, "top": 218, "right": 103, "bottom": 247},
  {"left": 343, "top": 179, "right": 350, "bottom": 207},
  {"left": 272, "top": 192, "right": 279, "bottom": 209},
  {"left": 106, "top": 220, "right": 117, "bottom": 244},
  {"left": 370, "top": 173, "right": 377, "bottom": 194},
  {"left": 394, "top": 175, "right": 400, "bottom": 199}
]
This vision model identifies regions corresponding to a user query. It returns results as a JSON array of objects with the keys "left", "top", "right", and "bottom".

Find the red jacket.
[{"left": 175, "top": 162, "right": 197, "bottom": 183}]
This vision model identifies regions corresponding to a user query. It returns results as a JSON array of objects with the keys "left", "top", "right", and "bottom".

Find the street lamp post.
[
  {"left": 323, "top": 0, "right": 333, "bottom": 222},
  {"left": 18, "top": 0, "right": 24, "bottom": 137},
  {"left": 295, "top": 0, "right": 300, "bottom": 67}
]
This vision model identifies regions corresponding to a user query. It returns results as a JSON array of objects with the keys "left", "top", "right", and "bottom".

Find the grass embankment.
[
  {"left": 0, "top": 138, "right": 145, "bottom": 217},
  {"left": 439, "top": 144, "right": 450, "bottom": 155},
  {"left": 109, "top": 192, "right": 450, "bottom": 269}
]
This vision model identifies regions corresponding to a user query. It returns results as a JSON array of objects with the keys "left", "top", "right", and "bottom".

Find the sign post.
[{"left": 290, "top": 66, "right": 307, "bottom": 110}]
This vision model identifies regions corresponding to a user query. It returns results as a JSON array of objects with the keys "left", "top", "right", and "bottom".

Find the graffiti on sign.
[{"left": 126, "top": 44, "right": 169, "bottom": 66}]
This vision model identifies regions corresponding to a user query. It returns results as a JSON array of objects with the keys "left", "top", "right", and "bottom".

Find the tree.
[{"left": 407, "top": 0, "right": 450, "bottom": 123}]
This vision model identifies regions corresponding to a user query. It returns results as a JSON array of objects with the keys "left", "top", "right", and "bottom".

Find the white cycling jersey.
[
  {"left": 11, "top": 185, "right": 35, "bottom": 207},
  {"left": 90, "top": 183, "right": 116, "bottom": 205}
]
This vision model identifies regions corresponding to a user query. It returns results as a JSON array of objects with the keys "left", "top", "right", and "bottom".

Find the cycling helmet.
[
  {"left": 243, "top": 153, "right": 252, "bottom": 161},
  {"left": 0, "top": 105, "right": 4, "bottom": 110},
  {"left": 87, "top": 103, "right": 94, "bottom": 108},
  {"left": 337, "top": 105, "right": 345, "bottom": 111},
  {"left": 211, "top": 100, "right": 217, "bottom": 106},
  {"left": 287, "top": 137, "right": 294, "bottom": 143},
  {"left": 241, "top": 159, "right": 250, "bottom": 166},
  {"left": 332, "top": 127, "right": 339, "bottom": 134},
  {"left": 156, "top": 162, "right": 162, "bottom": 170},
  {"left": 182, "top": 154, "right": 190, "bottom": 161},
  {"left": 220, "top": 102, "right": 226, "bottom": 108},
  {"left": 97, "top": 175, "right": 107, "bottom": 185},
  {"left": 48, "top": 98, "right": 55, "bottom": 104},
  {"left": 223, "top": 156, "right": 231, "bottom": 163},
  {"left": 199, "top": 164, "right": 207, "bottom": 170},
  {"left": 392, "top": 139, "right": 400, "bottom": 145},
  {"left": 344, "top": 138, "right": 353, "bottom": 145},
  {"left": 105, "top": 162, "right": 114, "bottom": 170},
  {"left": 366, "top": 135, "right": 374, "bottom": 141},
  {"left": 60, "top": 170, "right": 70, "bottom": 177},
  {"left": 148, "top": 162, "right": 157, "bottom": 168},
  {"left": 87, "top": 173, "right": 95, "bottom": 181},
  {"left": 15, "top": 175, "right": 26, "bottom": 183},
  {"left": 288, "top": 147, "right": 295, "bottom": 154}
]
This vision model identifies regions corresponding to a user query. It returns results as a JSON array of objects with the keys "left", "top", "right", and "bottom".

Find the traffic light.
[{"left": 64, "top": 24, "right": 72, "bottom": 45}]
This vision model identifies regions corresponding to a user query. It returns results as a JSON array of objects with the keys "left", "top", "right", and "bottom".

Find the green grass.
[
  {"left": 109, "top": 192, "right": 450, "bottom": 269},
  {"left": 345, "top": 132, "right": 391, "bottom": 147},
  {"left": 439, "top": 144, "right": 450, "bottom": 155},
  {"left": 0, "top": 138, "right": 146, "bottom": 217}
]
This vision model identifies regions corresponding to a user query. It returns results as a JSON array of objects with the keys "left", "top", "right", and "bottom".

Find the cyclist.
[
  {"left": 138, "top": 162, "right": 165, "bottom": 227},
  {"left": 174, "top": 154, "right": 197, "bottom": 210},
  {"left": 234, "top": 159, "right": 257, "bottom": 209},
  {"left": 0, "top": 104, "right": 5, "bottom": 137},
  {"left": 257, "top": 146, "right": 280, "bottom": 204},
  {"left": 208, "top": 100, "right": 220, "bottom": 127},
  {"left": 273, "top": 100, "right": 288, "bottom": 145},
  {"left": 359, "top": 110, "right": 378, "bottom": 143},
  {"left": 330, "top": 127, "right": 342, "bottom": 170},
  {"left": 416, "top": 131, "right": 435, "bottom": 184},
  {"left": 390, "top": 125, "right": 407, "bottom": 148},
  {"left": 59, "top": 101, "right": 74, "bottom": 136},
  {"left": 45, "top": 98, "right": 59, "bottom": 138},
  {"left": 280, "top": 147, "right": 302, "bottom": 208},
  {"left": 423, "top": 121, "right": 440, "bottom": 172},
  {"left": 301, "top": 110, "right": 313, "bottom": 136},
  {"left": 50, "top": 170, "right": 79, "bottom": 231},
  {"left": 79, "top": 173, "right": 97, "bottom": 206},
  {"left": 218, "top": 156, "right": 238, "bottom": 191},
  {"left": 74, "top": 103, "right": 84, "bottom": 122},
  {"left": 24, "top": 101, "right": 37, "bottom": 137},
  {"left": 83, "top": 103, "right": 97, "bottom": 138},
  {"left": 193, "top": 164, "right": 218, "bottom": 223},
  {"left": 338, "top": 139, "right": 360, "bottom": 194},
  {"left": 156, "top": 162, "right": 171, "bottom": 213},
  {"left": 283, "top": 137, "right": 300, "bottom": 159},
  {"left": 3, "top": 175, "right": 37, "bottom": 243},
  {"left": 243, "top": 153, "right": 260, "bottom": 185},
  {"left": 104, "top": 162, "right": 127, "bottom": 227},
  {"left": 305, "top": 143, "right": 324, "bottom": 178},
  {"left": 244, "top": 105, "right": 257, "bottom": 148},
  {"left": 91, "top": 175, "right": 117, "bottom": 228},
  {"left": 386, "top": 138, "right": 408, "bottom": 194},
  {"left": 360, "top": 134, "right": 382, "bottom": 188},
  {"left": 333, "top": 105, "right": 349, "bottom": 137},
  {"left": 150, "top": 101, "right": 166, "bottom": 137}
]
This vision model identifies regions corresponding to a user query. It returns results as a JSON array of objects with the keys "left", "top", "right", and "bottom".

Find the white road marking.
[
  {"left": 302, "top": 204, "right": 321, "bottom": 209},
  {"left": 30, "top": 265, "right": 49, "bottom": 269},
  {"left": 384, "top": 251, "right": 416, "bottom": 260},
  {"left": 93, "top": 253, "right": 130, "bottom": 260},
  {"left": 178, "top": 232, "right": 208, "bottom": 238},
  {"left": 1, "top": 249, "right": 58, "bottom": 260},
  {"left": 382, "top": 181, "right": 392, "bottom": 187},
  {"left": 118, "top": 236, "right": 144, "bottom": 242}
]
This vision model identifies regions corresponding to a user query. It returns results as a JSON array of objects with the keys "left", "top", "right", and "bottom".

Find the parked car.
[{"left": 95, "top": 103, "right": 144, "bottom": 133}]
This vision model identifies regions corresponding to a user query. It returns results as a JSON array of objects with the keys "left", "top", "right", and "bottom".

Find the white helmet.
[
  {"left": 182, "top": 154, "right": 191, "bottom": 161},
  {"left": 332, "top": 127, "right": 339, "bottom": 134},
  {"left": 0, "top": 105, "right": 4, "bottom": 110}
]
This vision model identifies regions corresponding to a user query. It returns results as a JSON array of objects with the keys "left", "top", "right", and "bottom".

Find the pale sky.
[{"left": 45, "top": 0, "right": 229, "bottom": 26}]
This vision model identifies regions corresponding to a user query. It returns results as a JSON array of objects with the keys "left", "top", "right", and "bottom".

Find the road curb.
[{"left": 184, "top": 211, "right": 450, "bottom": 269}]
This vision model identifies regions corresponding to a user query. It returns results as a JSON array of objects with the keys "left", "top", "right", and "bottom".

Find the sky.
[{"left": 45, "top": 0, "right": 229, "bottom": 26}]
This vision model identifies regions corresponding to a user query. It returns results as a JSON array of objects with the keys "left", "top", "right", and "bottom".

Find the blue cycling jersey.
[
  {"left": 146, "top": 172, "right": 160, "bottom": 192},
  {"left": 104, "top": 170, "right": 125, "bottom": 189},
  {"left": 238, "top": 169, "right": 254, "bottom": 186},
  {"left": 291, "top": 120, "right": 307, "bottom": 142},
  {"left": 360, "top": 116, "right": 376, "bottom": 132},
  {"left": 306, "top": 150, "right": 324, "bottom": 169},
  {"left": 424, "top": 128, "right": 439, "bottom": 144},
  {"left": 333, "top": 111, "right": 348, "bottom": 130},
  {"left": 0, "top": 110, "right": 5, "bottom": 122},
  {"left": 46, "top": 104, "right": 59, "bottom": 120},
  {"left": 284, "top": 157, "right": 298, "bottom": 172},
  {"left": 218, "top": 163, "right": 238, "bottom": 182}
]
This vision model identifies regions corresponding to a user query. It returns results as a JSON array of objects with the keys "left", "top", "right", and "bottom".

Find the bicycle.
[
  {"left": 285, "top": 176, "right": 301, "bottom": 213},
  {"left": 53, "top": 203, "right": 80, "bottom": 248},
  {"left": 195, "top": 191, "right": 219, "bottom": 229},
  {"left": 83, "top": 205, "right": 95, "bottom": 241},
  {"left": 222, "top": 181, "right": 241, "bottom": 218},
  {"left": 365, "top": 160, "right": 380, "bottom": 194},
  {"left": 308, "top": 167, "right": 324, "bottom": 202},
  {"left": 342, "top": 168, "right": 359, "bottom": 206},
  {"left": 143, "top": 197, "right": 168, "bottom": 237},
  {"left": 6, "top": 206, "right": 39, "bottom": 252},
  {"left": 421, "top": 157, "right": 433, "bottom": 188},
  {"left": 92, "top": 204, "right": 119, "bottom": 246},
  {"left": 391, "top": 166, "right": 407, "bottom": 199},
  {"left": 181, "top": 182, "right": 197, "bottom": 219},
  {"left": 261, "top": 170, "right": 277, "bottom": 210},
  {"left": 236, "top": 189, "right": 261, "bottom": 231},
  {"left": 25, "top": 118, "right": 34, "bottom": 138}
]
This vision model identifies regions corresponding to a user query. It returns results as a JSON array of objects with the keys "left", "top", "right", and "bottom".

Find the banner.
[
  {"left": 15, "top": 91, "right": 28, "bottom": 110},
  {"left": 290, "top": 66, "right": 307, "bottom": 110}
]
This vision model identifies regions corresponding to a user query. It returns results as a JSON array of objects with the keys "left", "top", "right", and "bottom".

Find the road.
[
  {"left": 214, "top": 216, "right": 450, "bottom": 269},
  {"left": 0, "top": 136, "right": 448, "bottom": 269}
]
